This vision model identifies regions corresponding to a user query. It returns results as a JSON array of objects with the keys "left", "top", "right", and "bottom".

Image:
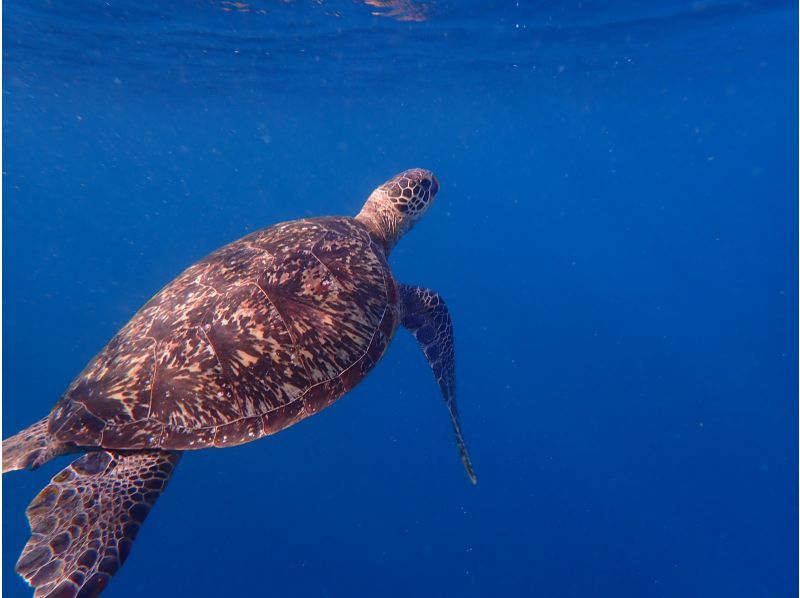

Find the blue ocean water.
[{"left": 3, "top": 1, "right": 798, "bottom": 596}]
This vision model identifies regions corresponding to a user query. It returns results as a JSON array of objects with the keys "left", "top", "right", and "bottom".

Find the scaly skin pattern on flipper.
[
  {"left": 1, "top": 417, "right": 68, "bottom": 473},
  {"left": 48, "top": 217, "right": 398, "bottom": 451},
  {"left": 399, "top": 284, "right": 476, "bottom": 484},
  {"left": 16, "top": 450, "right": 180, "bottom": 597}
]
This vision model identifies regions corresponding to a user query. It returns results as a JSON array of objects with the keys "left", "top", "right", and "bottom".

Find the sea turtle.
[{"left": 3, "top": 168, "right": 475, "bottom": 597}]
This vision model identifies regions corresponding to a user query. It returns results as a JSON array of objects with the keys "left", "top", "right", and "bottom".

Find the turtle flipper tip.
[
  {"left": 465, "top": 464, "right": 478, "bottom": 485},
  {"left": 454, "top": 438, "right": 478, "bottom": 486}
]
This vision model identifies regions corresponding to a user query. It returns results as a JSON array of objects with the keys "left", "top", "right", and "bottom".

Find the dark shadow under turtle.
[{"left": 3, "top": 168, "right": 475, "bottom": 597}]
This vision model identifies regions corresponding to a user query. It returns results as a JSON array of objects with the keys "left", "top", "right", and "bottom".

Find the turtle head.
[{"left": 356, "top": 168, "right": 439, "bottom": 253}]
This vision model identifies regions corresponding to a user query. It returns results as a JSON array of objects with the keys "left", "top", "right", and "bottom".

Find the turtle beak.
[{"left": 430, "top": 175, "right": 440, "bottom": 197}]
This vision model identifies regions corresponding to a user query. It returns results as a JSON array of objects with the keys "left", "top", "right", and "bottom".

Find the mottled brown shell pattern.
[{"left": 48, "top": 217, "right": 398, "bottom": 451}]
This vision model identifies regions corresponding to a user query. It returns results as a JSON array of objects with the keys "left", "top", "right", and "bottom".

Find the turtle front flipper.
[
  {"left": 16, "top": 449, "right": 180, "bottom": 597},
  {"left": 399, "top": 284, "right": 476, "bottom": 484}
]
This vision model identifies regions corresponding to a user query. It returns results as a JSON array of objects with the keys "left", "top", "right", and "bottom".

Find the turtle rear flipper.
[
  {"left": 2, "top": 417, "right": 69, "bottom": 473},
  {"left": 17, "top": 450, "right": 180, "bottom": 597}
]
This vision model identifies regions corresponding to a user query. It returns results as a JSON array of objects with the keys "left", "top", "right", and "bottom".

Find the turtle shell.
[{"left": 47, "top": 217, "right": 399, "bottom": 450}]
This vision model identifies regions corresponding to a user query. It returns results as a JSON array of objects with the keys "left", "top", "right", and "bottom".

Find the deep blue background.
[{"left": 3, "top": 1, "right": 798, "bottom": 596}]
